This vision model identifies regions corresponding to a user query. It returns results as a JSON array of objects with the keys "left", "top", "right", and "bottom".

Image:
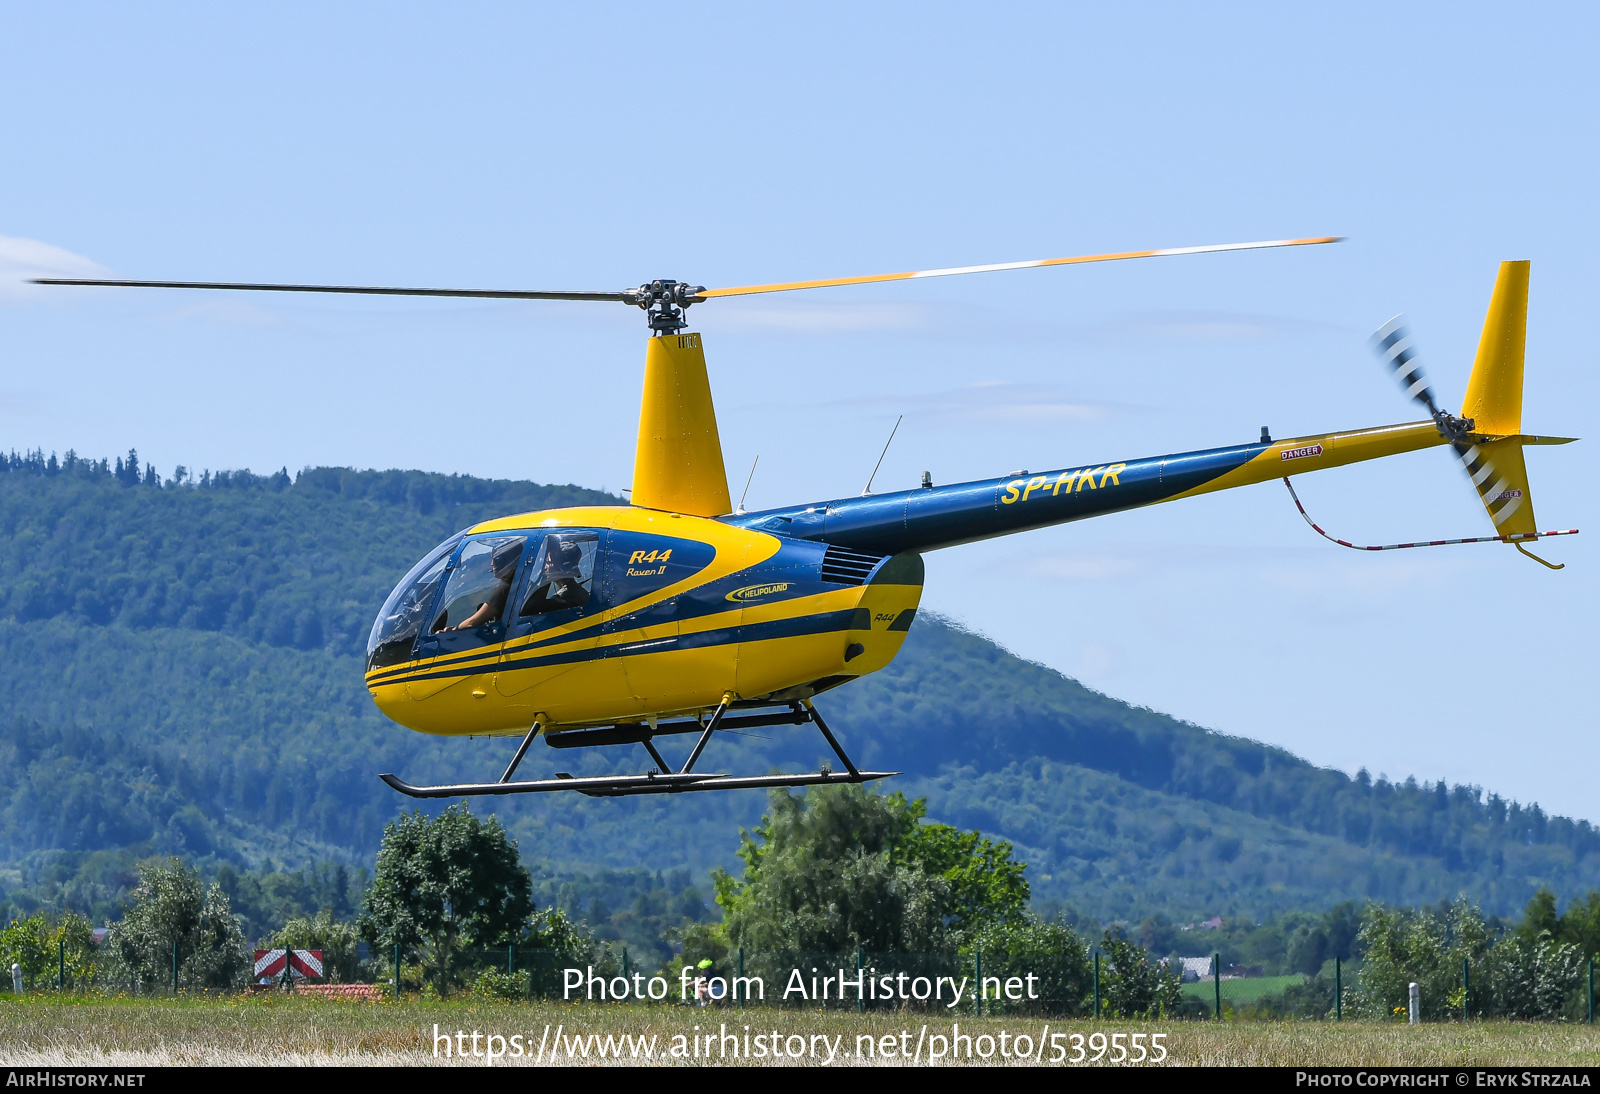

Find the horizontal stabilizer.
[{"left": 1499, "top": 434, "right": 1577, "bottom": 445}]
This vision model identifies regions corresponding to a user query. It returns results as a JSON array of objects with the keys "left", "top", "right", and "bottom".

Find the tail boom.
[
  {"left": 728, "top": 419, "right": 1453, "bottom": 555},
  {"left": 1163, "top": 420, "right": 1447, "bottom": 503}
]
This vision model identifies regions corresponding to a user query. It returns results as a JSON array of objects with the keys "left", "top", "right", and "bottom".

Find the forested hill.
[{"left": 0, "top": 447, "right": 1596, "bottom": 923}]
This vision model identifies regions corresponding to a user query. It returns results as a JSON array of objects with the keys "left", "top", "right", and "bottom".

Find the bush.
[
  {"left": 472, "top": 967, "right": 526, "bottom": 1001},
  {"left": 1477, "top": 931, "right": 1586, "bottom": 1020},
  {"left": 1350, "top": 897, "right": 1584, "bottom": 1021},
  {"left": 360, "top": 804, "right": 533, "bottom": 997},
  {"left": 714, "top": 785, "right": 1034, "bottom": 958},
  {"left": 269, "top": 911, "right": 364, "bottom": 984},
  {"left": 102, "top": 858, "right": 247, "bottom": 992},
  {"left": 0, "top": 915, "right": 53, "bottom": 991},
  {"left": 1100, "top": 929, "right": 1182, "bottom": 1018},
  {"left": 963, "top": 918, "right": 1094, "bottom": 1016}
]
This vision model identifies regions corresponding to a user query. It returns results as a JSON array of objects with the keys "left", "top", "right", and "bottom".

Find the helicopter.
[{"left": 37, "top": 240, "right": 1577, "bottom": 800}]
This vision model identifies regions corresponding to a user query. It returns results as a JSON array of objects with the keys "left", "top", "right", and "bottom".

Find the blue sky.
[{"left": 3, "top": 4, "right": 1595, "bottom": 818}]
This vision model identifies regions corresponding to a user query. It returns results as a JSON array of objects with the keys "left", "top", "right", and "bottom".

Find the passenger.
[
  {"left": 449, "top": 540, "right": 524, "bottom": 631},
  {"left": 522, "top": 536, "right": 591, "bottom": 614},
  {"left": 543, "top": 537, "right": 590, "bottom": 609}
]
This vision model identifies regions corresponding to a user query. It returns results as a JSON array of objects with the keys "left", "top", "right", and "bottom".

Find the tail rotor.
[
  {"left": 1368, "top": 316, "right": 1519, "bottom": 527},
  {"left": 1282, "top": 273, "right": 1579, "bottom": 570}
]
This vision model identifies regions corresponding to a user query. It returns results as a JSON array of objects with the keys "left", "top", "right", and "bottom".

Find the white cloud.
[{"left": 0, "top": 235, "right": 111, "bottom": 302}]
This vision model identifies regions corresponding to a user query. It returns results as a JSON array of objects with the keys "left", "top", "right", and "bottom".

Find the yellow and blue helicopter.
[{"left": 38, "top": 241, "right": 1577, "bottom": 799}]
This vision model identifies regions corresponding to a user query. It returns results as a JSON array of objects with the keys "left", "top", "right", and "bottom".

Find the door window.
[
  {"left": 519, "top": 533, "right": 599, "bottom": 617},
  {"left": 421, "top": 535, "right": 528, "bottom": 653}
]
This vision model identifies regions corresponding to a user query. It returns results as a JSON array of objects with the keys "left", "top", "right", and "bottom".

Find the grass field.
[
  {"left": 0, "top": 997, "right": 1596, "bottom": 1066},
  {"left": 1181, "top": 974, "right": 1306, "bottom": 1005}
]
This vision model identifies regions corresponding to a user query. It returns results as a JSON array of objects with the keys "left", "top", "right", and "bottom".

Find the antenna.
[
  {"left": 862, "top": 415, "right": 903, "bottom": 496},
  {"left": 735, "top": 456, "right": 759, "bottom": 515}
]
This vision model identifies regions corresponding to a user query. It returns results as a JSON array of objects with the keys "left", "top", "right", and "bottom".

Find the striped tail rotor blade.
[
  {"left": 1369, "top": 316, "right": 1440, "bottom": 416},
  {"left": 1452, "top": 439, "right": 1522, "bottom": 528}
]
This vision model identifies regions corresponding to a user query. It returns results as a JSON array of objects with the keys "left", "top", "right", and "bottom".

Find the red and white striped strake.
[{"left": 1282, "top": 476, "right": 1576, "bottom": 553}]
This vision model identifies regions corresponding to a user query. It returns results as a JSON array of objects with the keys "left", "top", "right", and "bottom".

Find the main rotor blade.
[
  {"left": 31, "top": 278, "right": 627, "bottom": 302},
  {"left": 694, "top": 236, "right": 1342, "bottom": 299}
]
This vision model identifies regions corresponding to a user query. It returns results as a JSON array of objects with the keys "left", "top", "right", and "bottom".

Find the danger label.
[{"left": 1280, "top": 444, "right": 1324, "bottom": 461}]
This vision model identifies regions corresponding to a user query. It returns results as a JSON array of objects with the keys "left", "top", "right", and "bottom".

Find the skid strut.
[{"left": 379, "top": 700, "right": 894, "bottom": 798}]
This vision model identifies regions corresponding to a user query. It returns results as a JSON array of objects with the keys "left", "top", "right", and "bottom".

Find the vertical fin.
[
  {"left": 1461, "top": 260, "right": 1529, "bottom": 436},
  {"left": 631, "top": 332, "right": 732, "bottom": 517},
  {"left": 1465, "top": 436, "right": 1536, "bottom": 535}
]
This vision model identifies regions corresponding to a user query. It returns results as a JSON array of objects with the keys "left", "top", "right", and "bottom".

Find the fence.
[
  {"left": 1181, "top": 953, "right": 1600, "bottom": 1023},
  {"left": 379, "top": 946, "right": 1094, "bottom": 1016},
  {"left": 368, "top": 946, "right": 1600, "bottom": 1022},
  {"left": 16, "top": 940, "right": 1599, "bottom": 1022}
]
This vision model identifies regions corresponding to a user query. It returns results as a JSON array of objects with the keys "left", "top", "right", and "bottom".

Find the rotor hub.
[
  {"left": 1433, "top": 409, "right": 1476, "bottom": 441},
  {"left": 623, "top": 279, "right": 707, "bottom": 334}
]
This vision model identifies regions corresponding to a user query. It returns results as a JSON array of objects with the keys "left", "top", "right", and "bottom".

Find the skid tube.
[{"left": 379, "top": 700, "right": 896, "bottom": 799}]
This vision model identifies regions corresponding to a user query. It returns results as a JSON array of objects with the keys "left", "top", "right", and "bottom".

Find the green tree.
[
  {"left": 270, "top": 911, "right": 363, "bottom": 984},
  {"left": 359, "top": 804, "right": 533, "bottom": 995},
  {"left": 2, "top": 913, "right": 102, "bottom": 991},
  {"left": 1515, "top": 887, "right": 1600, "bottom": 961},
  {"left": 521, "top": 906, "right": 595, "bottom": 964},
  {"left": 103, "top": 858, "right": 247, "bottom": 992},
  {"left": 900, "top": 821, "right": 1029, "bottom": 935},
  {"left": 50, "top": 912, "right": 99, "bottom": 990},
  {"left": 714, "top": 784, "right": 1033, "bottom": 956},
  {"left": 1480, "top": 930, "right": 1585, "bottom": 1020},
  {"left": 1349, "top": 899, "right": 1484, "bottom": 1020},
  {"left": 1351, "top": 896, "right": 1586, "bottom": 1021},
  {"left": 715, "top": 785, "right": 949, "bottom": 955},
  {"left": 1099, "top": 929, "right": 1181, "bottom": 1017},
  {"left": 1284, "top": 901, "right": 1363, "bottom": 976},
  {"left": 1514, "top": 889, "right": 1562, "bottom": 948},
  {"left": 963, "top": 917, "right": 1093, "bottom": 1015},
  {"left": 515, "top": 906, "right": 605, "bottom": 999},
  {"left": 1554, "top": 890, "right": 1600, "bottom": 959}
]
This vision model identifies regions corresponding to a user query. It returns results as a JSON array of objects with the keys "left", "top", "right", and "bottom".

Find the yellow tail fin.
[
  {"left": 631, "top": 332, "right": 732, "bottom": 517},
  {"left": 1457, "top": 261, "right": 1578, "bottom": 548},
  {"left": 1460, "top": 262, "right": 1536, "bottom": 534},
  {"left": 1461, "top": 260, "right": 1529, "bottom": 436}
]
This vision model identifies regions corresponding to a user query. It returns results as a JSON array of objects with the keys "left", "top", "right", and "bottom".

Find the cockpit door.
[
  {"left": 413, "top": 534, "right": 529, "bottom": 661},
  {"left": 494, "top": 529, "right": 625, "bottom": 724},
  {"left": 403, "top": 533, "right": 529, "bottom": 702}
]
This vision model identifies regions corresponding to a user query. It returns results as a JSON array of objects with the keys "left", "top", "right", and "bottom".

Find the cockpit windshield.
[{"left": 365, "top": 533, "right": 461, "bottom": 672}]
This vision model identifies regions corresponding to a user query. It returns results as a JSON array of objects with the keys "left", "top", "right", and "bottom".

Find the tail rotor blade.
[
  {"left": 1451, "top": 439, "right": 1521, "bottom": 528},
  {"left": 1370, "top": 316, "right": 1440, "bottom": 417}
]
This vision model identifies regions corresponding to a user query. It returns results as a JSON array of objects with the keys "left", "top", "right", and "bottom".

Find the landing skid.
[{"left": 379, "top": 700, "right": 895, "bottom": 799}]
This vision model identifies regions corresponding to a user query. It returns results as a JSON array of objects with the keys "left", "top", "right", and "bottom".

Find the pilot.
[{"left": 449, "top": 540, "right": 525, "bottom": 631}]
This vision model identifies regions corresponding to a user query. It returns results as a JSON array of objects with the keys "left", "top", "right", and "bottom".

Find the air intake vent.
[{"left": 820, "top": 545, "right": 883, "bottom": 586}]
